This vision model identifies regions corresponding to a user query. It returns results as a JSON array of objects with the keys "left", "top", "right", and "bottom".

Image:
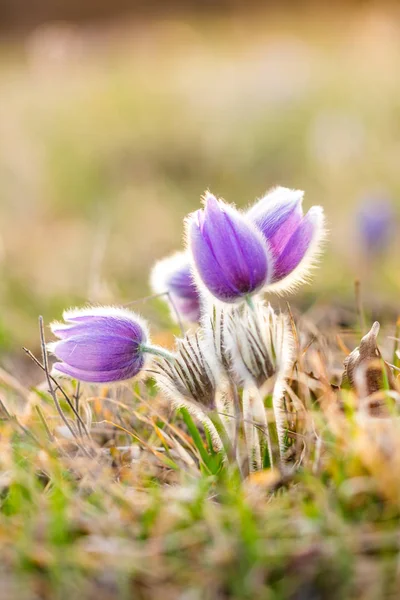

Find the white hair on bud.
[
  {"left": 61, "top": 305, "right": 149, "bottom": 337},
  {"left": 224, "top": 301, "right": 280, "bottom": 386},
  {"left": 225, "top": 299, "right": 295, "bottom": 462},
  {"left": 247, "top": 186, "right": 304, "bottom": 217},
  {"left": 155, "top": 333, "right": 225, "bottom": 451},
  {"left": 155, "top": 332, "right": 216, "bottom": 408},
  {"left": 200, "top": 300, "right": 233, "bottom": 375}
]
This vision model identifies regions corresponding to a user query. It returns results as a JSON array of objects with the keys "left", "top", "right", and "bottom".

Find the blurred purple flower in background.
[
  {"left": 186, "top": 192, "right": 270, "bottom": 303},
  {"left": 150, "top": 251, "right": 201, "bottom": 323},
  {"left": 247, "top": 187, "right": 325, "bottom": 293},
  {"left": 49, "top": 306, "right": 150, "bottom": 383},
  {"left": 357, "top": 195, "right": 394, "bottom": 257}
]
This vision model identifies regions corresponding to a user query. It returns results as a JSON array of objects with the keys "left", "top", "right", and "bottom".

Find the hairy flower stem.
[
  {"left": 230, "top": 380, "right": 242, "bottom": 467},
  {"left": 242, "top": 389, "right": 261, "bottom": 472},
  {"left": 208, "top": 410, "right": 241, "bottom": 472},
  {"left": 140, "top": 344, "right": 176, "bottom": 363},
  {"left": 252, "top": 387, "right": 274, "bottom": 469}
]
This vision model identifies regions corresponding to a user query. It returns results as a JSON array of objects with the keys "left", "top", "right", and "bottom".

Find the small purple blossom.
[
  {"left": 186, "top": 192, "right": 270, "bottom": 303},
  {"left": 150, "top": 251, "right": 201, "bottom": 323},
  {"left": 49, "top": 306, "right": 150, "bottom": 383},
  {"left": 247, "top": 187, "right": 325, "bottom": 292},
  {"left": 357, "top": 196, "right": 394, "bottom": 257}
]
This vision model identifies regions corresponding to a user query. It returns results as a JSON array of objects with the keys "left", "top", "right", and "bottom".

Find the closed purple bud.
[
  {"left": 357, "top": 196, "right": 394, "bottom": 257},
  {"left": 150, "top": 251, "right": 201, "bottom": 323},
  {"left": 49, "top": 306, "right": 150, "bottom": 383},
  {"left": 186, "top": 192, "right": 270, "bottom": 303},
  {"left": 248, "top": 187, "right": 325, "bottom": 293}
]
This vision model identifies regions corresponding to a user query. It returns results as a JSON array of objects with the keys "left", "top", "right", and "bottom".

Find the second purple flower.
[{"left": 247, "top": 187, "right": 325, "bottom": 292}]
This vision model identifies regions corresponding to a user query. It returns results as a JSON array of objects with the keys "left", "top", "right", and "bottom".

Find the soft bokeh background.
[{"left": 1, "top": 1, "right": 400, "bottom": 373}]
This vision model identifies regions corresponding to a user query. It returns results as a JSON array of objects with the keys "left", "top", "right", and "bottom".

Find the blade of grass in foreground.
[{"left": 180, "top": 407, "right": 223, "bottom": 474}]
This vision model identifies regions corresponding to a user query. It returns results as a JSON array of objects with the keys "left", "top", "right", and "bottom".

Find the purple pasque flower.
[
  {"left": 357, "top": 195, "right": 394, "bottom": 257},
  {"left": 247, "top": 187, "right": 325, "bottom": 292},
  {"left": 150, "top": 251, "right": 201, "bottom": 323},
  {"left": 186, "top": 192, "right": 270, "bottom": 303},
  {"left": 49, "top": 306, "right": 151, "bottom": 383}
]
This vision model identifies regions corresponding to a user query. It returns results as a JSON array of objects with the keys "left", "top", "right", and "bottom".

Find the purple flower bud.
[
  {"left": 49, "top": 306, "right": 150, "bottom": 383},
  {"left": 247, "top": 187, "right": 325, "bottom": 292},
  {"left": 186, "top": 192, "right": 270, "bottom": 303},
  {"left": 357, "top": 196, "right": 394, "bottom": 256},
  {"left": 150, "top": 251, "right": 201, "bottom": 323}
]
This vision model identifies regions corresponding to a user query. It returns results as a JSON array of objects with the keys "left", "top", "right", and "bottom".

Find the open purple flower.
[
  {"left": 150, "top": 251, "right": 201, "bottom": 323},
  {"left": 49, "top": 306, "right": 153, "bottom": 383},
  {"left": 357, "top": 196, "right": 394, "bottom": 257},
  {"left": 186, "top": 192, "right": 270, "bottom": 303},
  {"left": 247, "top": 187, "right": 325, "bottom": 292}
]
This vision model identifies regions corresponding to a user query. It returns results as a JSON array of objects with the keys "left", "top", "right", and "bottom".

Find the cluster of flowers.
[{"left": 49, "top": 187, "right": 325, "bottom": 460}]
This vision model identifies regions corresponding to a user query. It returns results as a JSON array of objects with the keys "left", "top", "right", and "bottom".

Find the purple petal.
[
  {"left": 167, "top": 263, "right": 199, "bottom": 301},
  {"left": 52, "top": 316, "right": 145, "bottom": 342},
  {"left": 272, "top": 207, "right": 319, "bottom": 282},
  {"left": 189, "top": 195, "right": 268, "bottom": 302},
  {"left": 53, "top": 361, "right": 144, "bottom": 383},
  {"left": 52, "top": 333, "right": 142, "bottom": 372},
  {"left": 150, "top": 253, "right": 201, "bottom": 323},
  {"left": 248, "top": 188, "right": 303, "bottom": 257},
  {"left": 171, "top": 294, "right": 202, "bottom": 323},
  {"left": 190, "top": 215, "right": 238, "bottom": 299}
]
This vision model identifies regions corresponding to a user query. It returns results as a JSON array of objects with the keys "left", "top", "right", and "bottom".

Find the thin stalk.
[
  {"left": 140, "top": 344, "right": 176, "bottom": 363},
  {"left": 245, "top": 295, "right": 255, "bottom": 311},
  {"left": 252, "top": 386, "right": 274, "bottom": 469},
  {"left": 124, "top": 291, "right": 185, "bottom": 337},
  {"left": 74, "top": 381, "right": 82, "bottom": 437},
  {"left": 229, "top": 379, "right": 242, "bottom": 466},
  {"left": 242, "top": 387, "right": 261, "bottom": 473},
  {"left": 355, "top": 279, "right": 366, "bottom": 335},
  {"left": 35, "top": 405, "right": 54, "bottom": 441}
]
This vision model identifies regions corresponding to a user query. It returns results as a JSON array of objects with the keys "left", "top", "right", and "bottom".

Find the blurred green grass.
[
  {"left": 1, "top": 6, "right": 400, "bottom": 354},
  {"left": 2, "top": 8, "right": 400, "bottom": 596}
]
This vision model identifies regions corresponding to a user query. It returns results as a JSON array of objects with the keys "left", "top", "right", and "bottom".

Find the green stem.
[
  {"left": 140, "top": 344, "right": 176, "bottom": 362},
  {"left": 245, "top": 295, "right": 255, "bottom": 311}
]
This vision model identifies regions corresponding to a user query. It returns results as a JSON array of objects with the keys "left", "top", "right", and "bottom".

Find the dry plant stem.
[
  {"left": 0, "top": 396, "right": 41, "bottom": 447},
  {"left": 74, "top": 381, "right": 82, "bottom": 437},
  {"left": 35, "top": 404, "right": 54, "bottom": 441},
  {"left": 23, "top": 346, "right": 91, "bottom": 440},
  {"left": 38, "top": 316, "right": 80, "bottom": 443},
  {"left": 36, "top": 316, "right": 92, "bottom": 457}
]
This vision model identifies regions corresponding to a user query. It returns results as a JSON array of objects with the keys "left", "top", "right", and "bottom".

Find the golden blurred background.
[{"left": 1, "top": 1, "right": 400, "bottom": 374}]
